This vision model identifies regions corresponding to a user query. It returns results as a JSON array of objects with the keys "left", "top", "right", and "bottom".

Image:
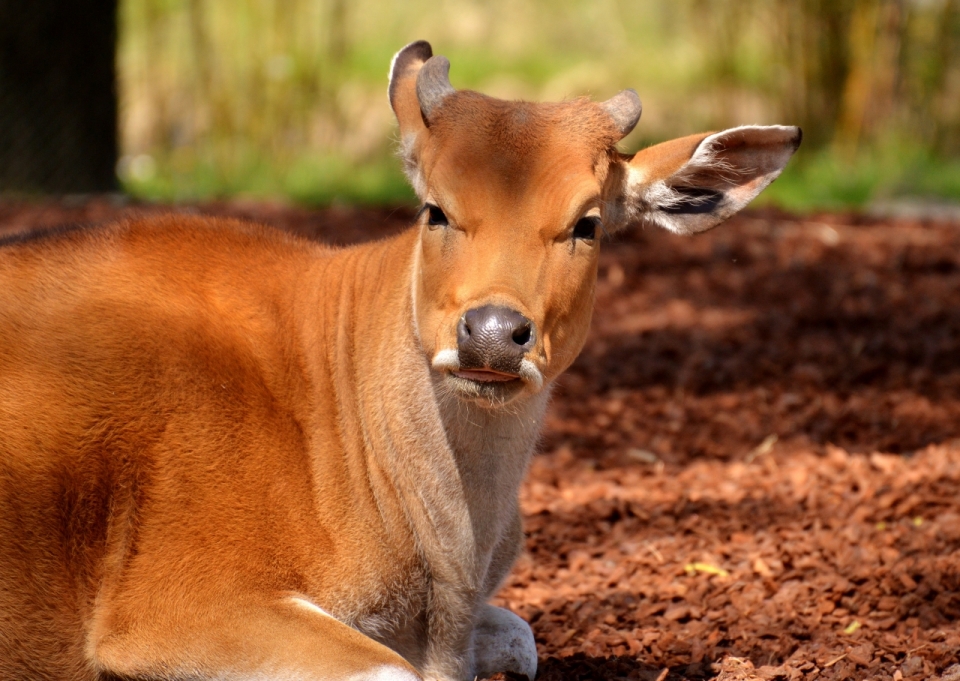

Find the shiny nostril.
[
  {"left": 456, "top": 305, "right": 536, "bottom": 374},
  {"left": 459, "top": 305, "right": 535, "bottom": 348},
  {"left": 457, "top": 315, "right": 471, "bottom": 346},
  {"left": 512, "top": 323, "right": 532, "bottom": 348}
]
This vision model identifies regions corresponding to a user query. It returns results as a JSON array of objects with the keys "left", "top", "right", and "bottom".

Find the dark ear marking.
[
  {"left": 388, "top": 40, "right": 433, "bottom": 110},
  {"left": 660, "top": 187, "right": 724, "bottom": 215}
]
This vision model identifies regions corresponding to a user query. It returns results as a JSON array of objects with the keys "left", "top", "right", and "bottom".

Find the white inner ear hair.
[{"left": 620, "top": 130, "right": 741, "bottom": 236}]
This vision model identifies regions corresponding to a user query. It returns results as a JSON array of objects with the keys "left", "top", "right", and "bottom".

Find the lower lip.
[{"left": 452, "top": 370, "right": 519, "bottom": 383}]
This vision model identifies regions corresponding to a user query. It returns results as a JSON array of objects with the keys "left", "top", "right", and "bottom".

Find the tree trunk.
[{"left": 0, "top": 0, "right": 118, "bottom": 193}]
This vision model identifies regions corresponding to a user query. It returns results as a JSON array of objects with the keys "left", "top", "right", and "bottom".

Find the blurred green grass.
[
  {"left": 118, "top": 0, "right": 960, "bottom": 212},
  {"left": 121, "top": 150, "right": 416, "bottom": 205},
  {"left": 757, "top": 143, "right": 960, "bottom": 213}
]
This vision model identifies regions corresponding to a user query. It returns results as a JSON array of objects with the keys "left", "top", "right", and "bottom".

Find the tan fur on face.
[{"left": 410, "top": 94, "right": 622, "bottom": 396}]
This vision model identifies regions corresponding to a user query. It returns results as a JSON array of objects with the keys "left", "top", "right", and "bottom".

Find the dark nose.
[{"left": 457, "top": 305, "right": 536, "bottom": 374}]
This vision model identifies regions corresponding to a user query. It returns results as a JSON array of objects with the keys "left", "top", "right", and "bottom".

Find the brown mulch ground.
[{"left": 3, "top": 197, "right": 960, "bottom": 681}]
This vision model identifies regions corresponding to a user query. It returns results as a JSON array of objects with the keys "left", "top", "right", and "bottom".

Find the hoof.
[{"left": 472, "top": 605, "right": 537, "bottom": 681}]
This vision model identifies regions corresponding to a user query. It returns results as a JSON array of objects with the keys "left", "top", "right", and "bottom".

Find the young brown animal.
[{"left": 0, "top": 41, "right": 799, "bottom": 681}]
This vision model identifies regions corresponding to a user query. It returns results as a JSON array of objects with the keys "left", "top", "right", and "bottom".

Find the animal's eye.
[
  {"left": 425, "top": 204, "right": 449, "bottom": 228},
  {"left": 572, "top": 216, "right": 599, "bottom": 241}
]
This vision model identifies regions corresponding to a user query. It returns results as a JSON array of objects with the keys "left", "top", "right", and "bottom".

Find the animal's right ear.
[{"left": 390, "top": 41, "right": 453, "bottom": 198}]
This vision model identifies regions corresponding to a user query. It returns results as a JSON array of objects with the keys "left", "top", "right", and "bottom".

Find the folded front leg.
[{"left": 91, "top": 594, "right": 421, "bottom": 681}]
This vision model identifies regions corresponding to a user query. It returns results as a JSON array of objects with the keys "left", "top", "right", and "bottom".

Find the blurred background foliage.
[{"left": 117, "top": 0, "right": 960, "bottom": 210}]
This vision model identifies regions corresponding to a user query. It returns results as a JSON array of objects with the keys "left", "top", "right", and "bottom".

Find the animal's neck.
[
  {"left": 302, "top": 227, "right": 547, "bottom": 569},
  {"left": 434, "top": 382, "right": 548, "bottom": 560},
  {"left": 305, "top": 230, "right": 477, "bottom": 559},
  {"left": 293, "top": 229, "right": 547, "bottom": 675}
]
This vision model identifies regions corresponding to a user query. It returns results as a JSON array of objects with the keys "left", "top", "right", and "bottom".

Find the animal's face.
[
  {"left": 411, "top": 94, "right": 620, "bottom": 404},
  {"left": 389, "top": 41, "right": 801, "bottom": 406}
]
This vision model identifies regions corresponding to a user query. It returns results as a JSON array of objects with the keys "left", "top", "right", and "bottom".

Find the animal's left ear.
[{"left": 607, "top": 125, "right": 802, "bottom": 235}]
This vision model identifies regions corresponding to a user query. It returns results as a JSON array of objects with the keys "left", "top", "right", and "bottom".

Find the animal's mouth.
[
  {"left": 431, "top": 348, "right": 544, "bottom": 395},
  {"left": 451, "top": 368, "right": 520, "bottom": 383}
]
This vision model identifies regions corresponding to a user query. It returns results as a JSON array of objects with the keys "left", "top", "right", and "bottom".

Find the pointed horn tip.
[
  {"left": 416, "top": 55, "right": 456, "bottom": 118},
  {"left": 422, "top": 54, "right": 452, "bottom": 77}
]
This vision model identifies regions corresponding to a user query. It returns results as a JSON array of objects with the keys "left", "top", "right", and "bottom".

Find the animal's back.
[{"left": 0, "top": 215, "right": 329, "bottom": 679}]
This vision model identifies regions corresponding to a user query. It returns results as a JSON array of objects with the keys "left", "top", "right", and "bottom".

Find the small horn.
[
  {"left": 416, "top": 55, "right": 455, "bottom": 120},
  {"left": 600, "top": 89, "right": 642, "bottom": 138}
]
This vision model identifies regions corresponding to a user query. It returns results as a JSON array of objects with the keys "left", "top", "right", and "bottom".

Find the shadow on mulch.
[
  {"left": 486, "top": 656, "right": 714, "bottom": 681},
  {"left": 537, "top": 654, "right": 715, "bottom": 680},
  {"left": 547, "top": 208, "right": 960, "bottom": 466}
]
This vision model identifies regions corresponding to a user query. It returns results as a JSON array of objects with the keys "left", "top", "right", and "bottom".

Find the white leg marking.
[
  {"left": 231, "top": 666, "right": 418, "bottom": 681},
  {"left": 350, "top": 665, "right": 421, "bottom": 681},
  {"left": 285, "top": 597, "right": 422, "bottom": 681},
  {"left": 473, "top": 605, "right": 537, "bottom": 681},
  {"left": 287, "top": 595, "right": 334, "bottom": 619}
]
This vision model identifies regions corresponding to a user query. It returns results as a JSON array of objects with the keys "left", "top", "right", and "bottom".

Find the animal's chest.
[
  {"left": 323, "top": 549, "right": 432, "bottom": 662},
  {"left": 356, "top": 560, "right": 430, "bottom": 635}
]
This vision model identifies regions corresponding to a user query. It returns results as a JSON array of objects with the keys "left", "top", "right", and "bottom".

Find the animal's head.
[{"left": 389, "top": 41, "right": 800, "bottom": 407}]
